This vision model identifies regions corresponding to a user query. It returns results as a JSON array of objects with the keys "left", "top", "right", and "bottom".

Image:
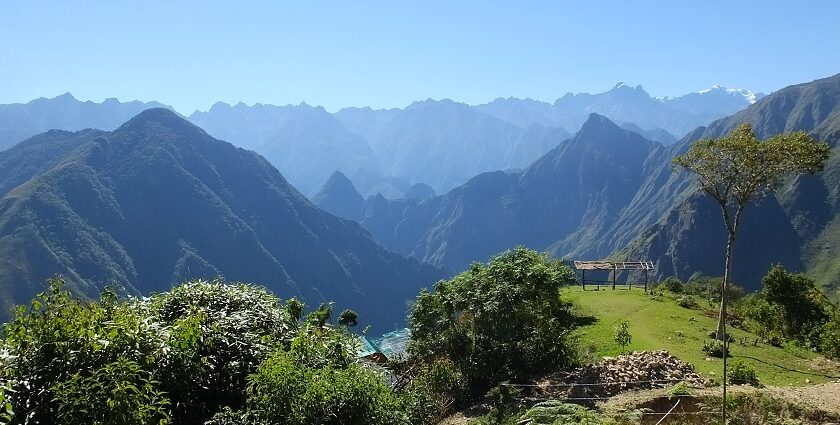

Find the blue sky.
[{"left": 1, "top": 1, "right": 838, "bottom": 113}]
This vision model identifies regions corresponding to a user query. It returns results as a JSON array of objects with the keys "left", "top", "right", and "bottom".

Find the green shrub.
[
  {"left": 0, "top": 278, "right": 300, "bottom": 425},
  {"left": 762, "top": 265, "right": 830, "bottom": 341},
  {"left": 820, "top": 314, "right": 840, "bottom": 360},
  {"left": 659, "top": 276, "right": 684, "bottom": 293},
  {"left": 246, "top": 349, "right": 404, "bottom": 425},
  {"left": 702, "top": 340, "right": 728, "bottom": 358},
  {"left": 677, "top": 295, "right": 697, "bottom": 309},
  {"left": 51, "top": 358, "right": 171, "bottom": 425},
  {"left": 518, "top": 401, "right": 609, "bottom": 424},
  {"left": 669, "top": 381, "right": 691, "bottom": 397},
  {"left": 728, "top": 361, "right": 761, "bottom": 387},
  {"left": 398, "top": 359, "right": 465, "bottom": 425},
  {"left": 408, "top": 247, "right": 578, "bottom": 397}
]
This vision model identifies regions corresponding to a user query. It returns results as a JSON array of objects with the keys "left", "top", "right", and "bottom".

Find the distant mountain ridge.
[
  {"left": 0, "top": 93, "right": 173, "bottom": 150},
  {"left": 476, "top": 83, "right": 762, "bottom": 137},
  {"left": 0, "top": 108, "right": 443, "bottom": 328},
  {"left": 345, "top": 73, "right": 840, "bottom": 294}
]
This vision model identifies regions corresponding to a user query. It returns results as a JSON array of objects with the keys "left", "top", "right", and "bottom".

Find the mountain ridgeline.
[
  {"left": 315, "top": 73, "right": 840, "bottom": 293},
  {"left": 0, "top": 108, "right": 443, "bottom": 327}
]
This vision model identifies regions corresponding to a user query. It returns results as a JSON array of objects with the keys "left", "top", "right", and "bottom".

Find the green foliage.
[
  {"left": 0, "top": 277, "right": 299, "bottom": 425},
  {"left": 677, "top": 295, "right": 697, "bottom": 309},
  {"left": 517, "top": 400, "right": 614, "bottom": 425},
  {"left": 702, "top": 339, "right": 728, "bottom": 358},
  {"left": 145, "top": 279, "right": 298, "bottom": 422},
  {"left": 669, "top": 381, "right": 691, "bottom": 397},
  {"left": 673, "top": 124, "right": 830, "bottom": 212},
  {"left": 735, "top": 294, "right": 785, "bottom": 343},
  {"left": 613, "top": 320, "right": 631, "bottom": 353},
  {"left": 408, "top": 247, "right": 578, "bottom": 396},
  {"left": 820, "top": 313, "right": 840, "bottom": 360},
  {"left": 728, "top": 361, "right": 761, "bottom": 387},
  {"left": 761, "top": 265, "right": 830, "bottom": 342},
  {"left": 245, "top": 348, "right": 404, "bottom": 425},
  {"left": 684, "top": 275, "right": 744, "bottom": 305},
  {"left": 397, "top": 359, "right": 465, "bottom": 425},
  {"left": 51, "top": 358, "right": 171, "bottom": 425},
  {"left": 658, "top": 276, "right": 684, "bottom": 293}
]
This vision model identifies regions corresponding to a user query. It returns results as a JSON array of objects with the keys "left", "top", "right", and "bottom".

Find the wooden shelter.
[{"left": 573, "top": 260, "right": 655, "bottom": 292}]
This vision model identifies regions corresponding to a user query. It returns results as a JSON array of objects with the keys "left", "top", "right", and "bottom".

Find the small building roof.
[{"left": 573, "top": 260, "right": 655, "bottom": 271}]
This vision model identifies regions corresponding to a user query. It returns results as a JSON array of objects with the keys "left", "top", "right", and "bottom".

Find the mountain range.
[
  {"left": 0, "top": 84, "right": 752, "bottom": 199},
  {"left": 314, "top": 74, "right": 840, "bottom": 294},
  {"left": 0, "top": 108, "right": 443, "bottom": 328}
]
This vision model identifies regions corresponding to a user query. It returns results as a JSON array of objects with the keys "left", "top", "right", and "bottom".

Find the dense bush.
[
  {"left": 658, "top": 276, "right": 684, "bottom": 293},
  {"left": 684, "top": 275, "right": 744, "bottom": 304},
  {"left": 408, "top": 247, "right": 579, "bottom": 397},
  {"left": 761, "top": 265, "right": 830, "bottom": 342},
  {"left": 397, "top": 359, "right": 466, "bottom": 425},
  {"left": 245, "top": 349, "right": 404, "bottom": 425},
  {"left": 820, "top": 313, "right": 840, "bottom": 360},
  {"left": 0, "top": 280, "right": 394, "bottom": 425},
  {"left": 702, "top": 339, "right": 728, "bottom": 358},
  {"left": 728, "top": 361, "right": 761, "bottom": 387}
]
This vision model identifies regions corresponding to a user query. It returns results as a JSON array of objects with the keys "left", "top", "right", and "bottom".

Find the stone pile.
[{"left": 542, "top": 350, "right": 708, "bottom": 402}]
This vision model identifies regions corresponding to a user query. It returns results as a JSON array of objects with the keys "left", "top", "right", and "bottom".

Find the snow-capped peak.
[{"left": 698, "top": 85, "right": 761, "bottom": 104}]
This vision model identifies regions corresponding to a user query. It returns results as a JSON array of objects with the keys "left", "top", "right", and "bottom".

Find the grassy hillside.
[{"left": 565, "top": 286, "right": 840, "bottom": 386}]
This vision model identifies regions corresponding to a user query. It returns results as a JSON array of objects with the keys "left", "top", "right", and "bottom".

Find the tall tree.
[{"left": 673, "top": 124, "right": 829, "bottom": 340}]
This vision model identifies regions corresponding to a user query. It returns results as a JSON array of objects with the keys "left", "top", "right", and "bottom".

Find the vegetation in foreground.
[{"left": 3, "top": 248, "right": 840, "bottom": 424}]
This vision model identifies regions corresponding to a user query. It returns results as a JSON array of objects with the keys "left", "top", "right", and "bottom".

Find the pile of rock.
[{"left": 541, "top": 350, "right": 708, "bottom": 402}]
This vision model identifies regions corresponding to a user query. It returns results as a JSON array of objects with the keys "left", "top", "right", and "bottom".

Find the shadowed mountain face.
[
  {"left": 0, "top": 93, "right": 172, "bottom": 150},
  {"left": 0, "top": 108, "right": 443, "bottom": 328}
]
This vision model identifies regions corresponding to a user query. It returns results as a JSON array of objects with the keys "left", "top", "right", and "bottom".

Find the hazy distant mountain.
[
  {"left": 188, "top": 102, "right": 383, "bottom": 195},
  {"left": 335, "top": 99, "right": 572, "bottom": 193},
  {"left": 353, "top": 71, "right": 840, "bottom": 294},
  {"left": 311, "top": 171, "right": 365, "bottom": 221},
  {"left": 476, "top": 83, "right": 760, "bottom": 137},
  {"left": 619, "top": 123, "right": 677, "bottom": 145},
  {"left": 0, "top": 109, "right": 443, "bottom": 327},
  {"left": 353, "top": 113, "right": 663, "bottom": 271},
  {"left": 0, "top": 93, "right": 171, "bottom": 150}
]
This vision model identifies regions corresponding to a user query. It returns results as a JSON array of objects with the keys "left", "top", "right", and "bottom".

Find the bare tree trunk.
[{"left": 715, "top": 232, "right": 735, "bottom": 340}]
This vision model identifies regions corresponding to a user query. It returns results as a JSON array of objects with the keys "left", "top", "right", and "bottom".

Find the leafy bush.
[
  {"left": 0, "top": 278, "right": 300, "bottom": 425},
  {"left": 735, "top": 294, "right": 785, "bottom": 343},
  {"left": 408, "top": 247, "right": 578, "bottom": 396},
  {"left": 245, "top": 348, "right": 404, "bottom": 425},
  {"left": 761, "top": 265, "right": 830, "bottom": 341},
  {"left": 677, "top": 295, "right": 697, "bottom": 309},
  {"left": 728, "top": 361, "right": 761, "bottom": 387},
  {"left": 684, "top": 275, "right": 744, "bottom": 304},
  {"left": 820, "top": 314, "right": 840, "bottom": 360},
  {"left": 669, "top": 381, "right": 691, "bottom": 397},
  {"left": 658, "top": 276, "right": 684, "bottom": 293},
  {"left": 397, "top": 359, "right": 465, "bottom": 425},
  {"left": 51, "top": 358, "right": 171, "bottom": 425},
  {"left": 702, "top": 339, "right": 728, "bottom": 358},
  {"left": 517, "top": 401, "right": 611, "bottom": 425}
]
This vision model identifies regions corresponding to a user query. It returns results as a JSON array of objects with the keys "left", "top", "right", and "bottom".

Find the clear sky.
[{"left": 1, "top": 1, "right": 838, "bottom": 113}]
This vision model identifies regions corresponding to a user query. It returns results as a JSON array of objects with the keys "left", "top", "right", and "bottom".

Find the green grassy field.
[{"left": 564, "top": 286, "right": 840, "bottom": 386}]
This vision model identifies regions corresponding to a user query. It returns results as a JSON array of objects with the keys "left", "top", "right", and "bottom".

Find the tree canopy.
[{"left": 408, "top": 247, "right": 578, "bottom": 395}]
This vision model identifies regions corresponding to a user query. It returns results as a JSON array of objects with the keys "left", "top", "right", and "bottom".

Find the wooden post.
[
  {"left": 644, "top": 268, "right": 648, "bottom": 293},
  {"left": 612, "top": 265, "right": 616, "bottom": 290},
  {"left": 582, "top": 269, "right": 586, "bottom": 290}
]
